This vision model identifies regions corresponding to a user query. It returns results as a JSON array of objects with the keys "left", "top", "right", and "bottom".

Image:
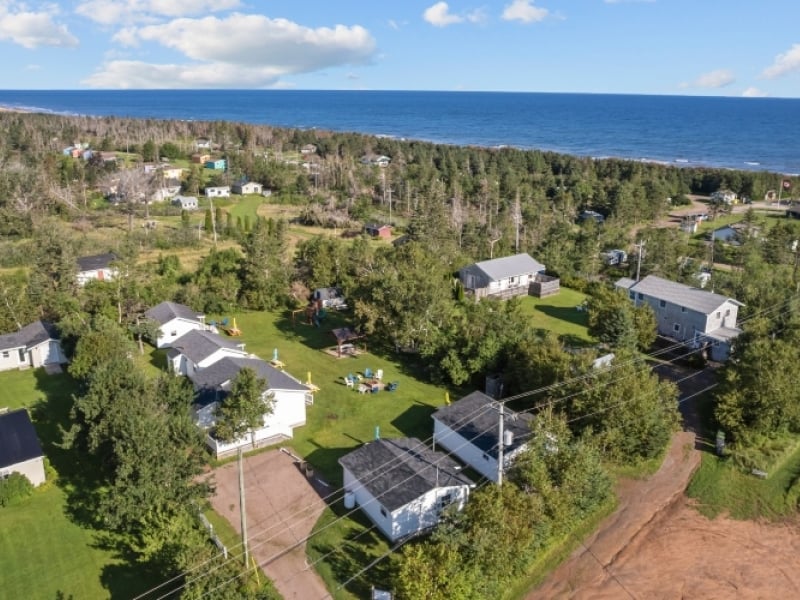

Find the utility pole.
[
  {"left": 238, "top": 447, "right": 249, "bottom": 566},
  {"left": 634, "top": 240, "right": 646, "bottom": 281},
  {"left": 496, "top": 402, "right": 505, "bottom": 486},
  {"left": 209, "top": 197, "right": 217, "bottom": 245}
]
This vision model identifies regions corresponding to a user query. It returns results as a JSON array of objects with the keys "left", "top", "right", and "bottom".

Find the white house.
[
  {"left": 204, "top": 186, "right": 231, "bottom": 198},
  {"left": 76, "top": 253, "right": 118, "bottom": 286},
  {"left": 361, "top": 155, "right": 391, "bottom": 167},
  {"left": 232, "top": 181, "right": 263, "bottom": 195},
  {"left": 711, "top": 189, "right": 738, "bottom": 205},
  {"left": 0, "top": 321, "right": 66, "bottom": 373},
  {"left": 144, "top": 301, "right": 208, "bottom": 349},
  {"left": 166, "top": 330, "right": 250, "bottom": 377},
  {"left": 616, "top": 274, "right": 743, "bottom": 361},
  {"left": 173, "top": 195, "right": 199, "bottom": 210},
  {"left": 339, "top": 437, "right": 474, "bottom": 542},
  {"left": 162, "top": 167, "right": 184, "bottom": 180},
  {"left": 0, "top": 409, "right": 46, "bottom": 486},
  {"left": 432, "top": 391, "right": 533, "bottom": 483},
  {"left": 195, "top": 138, "right": 212, "bottom": 150},
  {"left": 459, "top": 253, "right": 556, "bottom": 300},
  {"left": 188, "top": 357, "right": 310, "bottom": 458}
]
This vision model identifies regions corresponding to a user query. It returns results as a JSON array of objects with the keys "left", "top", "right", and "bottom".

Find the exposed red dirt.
[{"left": 528, "top": 431, "right": 800, "bottom": 599}]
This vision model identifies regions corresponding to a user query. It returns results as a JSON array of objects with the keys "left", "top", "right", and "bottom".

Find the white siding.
[
  {"left": 156, "top": 318, "right": 206, "bottom": 349},
  {"left": 76, "top": 268, "right": 117, "bottom": 286},
  {"left": 0, "top": 346, "right": 27, "bottom": 372},
  {"left": 0, "top": 456, "right": 46, "bottom": 487},
  {"left": 28, "top": 340, "right": 64, "bottom": 367},
  {"left": 343, "top": 466, "right": 470, "bottom": 542}
]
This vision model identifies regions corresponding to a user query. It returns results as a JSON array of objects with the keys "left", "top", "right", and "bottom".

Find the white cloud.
[
  {"left": 502, "top": 0, "right": 549, "bottom": 24},
  {"left": 86, "top": 13, "right": 377, "bottom": 88},
  {"left": 83, "top": 60, "right": 286, "bottom": 89},
  {"left": 680, "top": 69, "right": 735, "bottom": 89},
  {"left": 761, "top": 44, "right": 800, "bottom": 79},
  {"left": 75, "top": 0, "right": 242, "bottom": 25},
  {"left": 423, "top": 2, "right": 462, "bottom": 27},
  {"left": 0, "top": 2, "right": 78, "bottom": 48},
  {"left": 25, "top": 63, "right": 41, "bottom": 70},
  {"left": 742, "top": 86, "right": 768, "bottom": 98},
  {"left": 466, "top": 8, "right": 488, "bottom": 24}
]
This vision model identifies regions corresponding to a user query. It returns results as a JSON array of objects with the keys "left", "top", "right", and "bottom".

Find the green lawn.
[
  {"left": 0, "top": 368, "right": 160, "bottom": 599},
  {"left": 518, "top": 287, "right": 592, "bottom": 345},
  {"left": 687, "top": 441, "right": 800, "bottom": 520},
  {"left": 228, "top": 195, "right": 266, "bottom": 224}
]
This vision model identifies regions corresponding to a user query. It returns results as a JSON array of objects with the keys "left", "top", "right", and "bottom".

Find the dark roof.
[
  {"left": 145, "top": 301, "right": 204, "bottom": 325},
  {"left": 331, "top": 327, "right": 364, "bottom": 344},
  {"left": 338, "top": 437, "right": 473, "bottom": 512},
  {"left": 313, "top": 287, "right": 344, "bottom": 302},
  {"left": 0, "top": 409, "right": 44, "bottom": 468},
  {"left": 77, "top": 253, "right": 116, "bottom": 272},
  {"left": 188, "top": 356, "right": 308, "bottom": 393},
  {"left": 171, "top": 330, "right": 246, "bottom": 364},
  {"left": 364, "top": 223, "right": 391, "bottom": 232},
  {"left": 432, "top": 391, "right": 532, "bottom": 458},
  {"left": 0, "top": 321, "right": 58, "bottom": 352}
]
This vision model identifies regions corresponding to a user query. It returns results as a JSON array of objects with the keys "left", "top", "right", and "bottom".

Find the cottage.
[
  {"left": 76, "top": 253, "right": 117, "bottom": 286},
  {"left": 312, "top": 287, "right": 347, "bottom": 310},
  {"left": 432, "top": 391, "right": 533, "bottom": 483},
  {"left": 204, "top": 159, "right": 227, "bottom": 171},
  {"left": 166, "top": 329, "right": 249, "bottom": 377},
  {"left": 204, "top": 186, "right": 231, "bottom": 198},
  {"left": 191, "top": 153, "right": 211, "bottom": 164},
  {"left": 173, "top": 195, "right": 199, "bottom": 210},
  {"left": 162, "top": 167, "right": 184, "bottom": 180},
  {"left": 145, "top": 301, "right": 208, "bottom": 348},
  {"left": 360, "top": 155, "right": 391, "bottom": 167},
  {"left": 189, "top": 357, "right": 310, "bottom": 458},
  {"left": 195, "top": 138, "right": 212, "bottom": 149},
  {"left": 578, "top": 210, "right": 605, "bottom": 224},
  {"left": 300, "top": 144, "right": 317, "bottom": 155},
  {"left": 616, "top": 274, "right": 743, "bottom": 361},
  {"left": 0, "top": 321, "right": 66, "bottom": 372},
  {"left": 459, "top": 253, "right": 557, "bottom": 300},
  {"left": 339, "top": 437, "right": 474, "bottom": 542},
  {"left": 96, "top": 151, "right": 117, "bottom": 164},
  {"left": 364, "top": 223, "right": 392, "bottom": 239},
  {"left": 0, "top": 409, "right": 46, "bottom": 486},
  {"left": 711, "top": 189, "right": 738, "bottom": 205},
  {"left": 232, "top": 181, "right": 263, "bottom": 195}
]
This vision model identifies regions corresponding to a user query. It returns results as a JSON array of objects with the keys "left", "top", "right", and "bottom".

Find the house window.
[
  {"left": 509, "top": 276, "right": 517, "bottom": 285},
  {"left": 681, "top": 307, "right": 687, "bottom": 313},
  {"left": 18, "top": 348, "right": 25, "bottom": 363},
  {"left": 629, "top": 291, "right": 635, "bottom": 300},
  {"left": 637, "top": 293, "right": 644, "bottom": 300},
  {"left": 482, "top": 453, "right": 490, "bottom": 461},
  {"left": 171, "top": 330, "right": 177, "bottom": 336},
  {"left": 1, "top": 351, "right": 8, "bottom": 358},
  {"left": 673, "top": 323, "right": 681, "bottom": 333},
  {"left": 438, "top": 493, "right": 454, "bottom": 510},
  {"left": 716, "top": 312, "right": 721, "bottom": 319},
  {"left": 380, "top": 507, "right": 388, "bottom": 518},
  {"left": 659, "top": 300, "right": 666, "bottom": 308},
  {"left": 725, "top": 309, "right": 731, "bottom": 316}
]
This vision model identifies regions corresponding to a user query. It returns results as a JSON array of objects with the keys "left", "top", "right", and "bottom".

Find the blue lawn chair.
[
  {"left": 364, "top": 367, "right": 373, "bottom": 379},
  {"left": 385, "top": 381, "right": 399, "bottom": 392}
]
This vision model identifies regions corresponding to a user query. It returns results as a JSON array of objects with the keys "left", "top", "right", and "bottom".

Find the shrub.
[{"left": 0, "top": 473, "right": 34, "bottom": 507}]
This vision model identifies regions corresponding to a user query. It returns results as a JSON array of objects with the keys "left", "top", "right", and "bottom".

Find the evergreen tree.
[{"left": 214, "top": 368, "right": 270, "bottom": 442}]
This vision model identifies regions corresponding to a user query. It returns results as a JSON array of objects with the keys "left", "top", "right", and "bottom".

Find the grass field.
[
  {"left": 518, "top": 287, "right": 592, "bottom": 345},
  {"left": 687, "top": 441, "right": 800, "bottom": 520},
  {"left": 0, "top": 368, "right": 161, "bottom": 599}
]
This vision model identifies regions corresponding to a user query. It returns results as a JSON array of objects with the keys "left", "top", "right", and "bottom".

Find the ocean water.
[{"left": 0, "top": 90, "right": 798, "bottom": 174}]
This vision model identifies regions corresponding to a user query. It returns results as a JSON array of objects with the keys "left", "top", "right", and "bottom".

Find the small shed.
[
  {"left": 364, "top": 223, "right": 392, "bottom": 239},
  {"left": 0, "top": 409, "right": 46, "bottom": 486}
]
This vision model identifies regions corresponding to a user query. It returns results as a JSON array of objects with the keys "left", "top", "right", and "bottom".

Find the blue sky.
[{"left": 1, "top": 0, "right": 799, "bottom": 97}]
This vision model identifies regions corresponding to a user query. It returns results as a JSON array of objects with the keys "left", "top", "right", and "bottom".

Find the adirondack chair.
[
  {"left": 364, "top": 367, "right": 373, "bottom": 379},
  {"left": 343, "top": 376, "right": 354, "bottom": 389},
  {"left": 385, "top": 381, "right": 399, "bottom": 392},
  {"left": 375, "top": 369, "right": 383, "bottom": 381}
]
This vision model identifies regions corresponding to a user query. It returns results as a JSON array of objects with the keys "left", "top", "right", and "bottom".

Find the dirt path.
[
  {"left": 528, "top": 430, "right": 800, "bottom": 599},
  {"left": 208, "top": 449, "right": 329, "bottom": 600}
]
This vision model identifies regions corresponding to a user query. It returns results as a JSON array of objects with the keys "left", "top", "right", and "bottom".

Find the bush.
[{"left": 0, "top": 473, "right": 34, "bottom": 507}]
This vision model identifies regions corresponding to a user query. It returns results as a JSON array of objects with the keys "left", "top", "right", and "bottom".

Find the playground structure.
[
  {"left": 224, "top": 317, "right": 241, "bottom": 337},
  {"left": 291, "top": 297, "right": 328, "bottom": 327}
]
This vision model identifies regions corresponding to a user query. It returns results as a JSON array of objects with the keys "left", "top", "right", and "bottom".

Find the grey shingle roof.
[
  {"left": 0, "top": 409, "right": 44, "bottom": 468},
  {"left": 77, "top": 253, "right": 116, "bottom": 271},
  {"left": 468, "top": 253, "right": 545, "bottom": 282},
  {"left": 0, "top": 321, "right": 58, "bottom": 352},
  {"left": 145, "top": 301, "right": 204, "bottom": 325},
  {"left": 338, "top": 437, "right": 473, "bottom": 512},
  {"left": 433, "top": 391, "right": 532, "bottom": 458},
  {"left": 188, "top": 356, "right": 308, "bottom": 392},
  {"left": 171, "top": 330, "right": 245, "bottom": 364},
  {"left": 618, "top": 275, "right": 743, "bottom": 315}
]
